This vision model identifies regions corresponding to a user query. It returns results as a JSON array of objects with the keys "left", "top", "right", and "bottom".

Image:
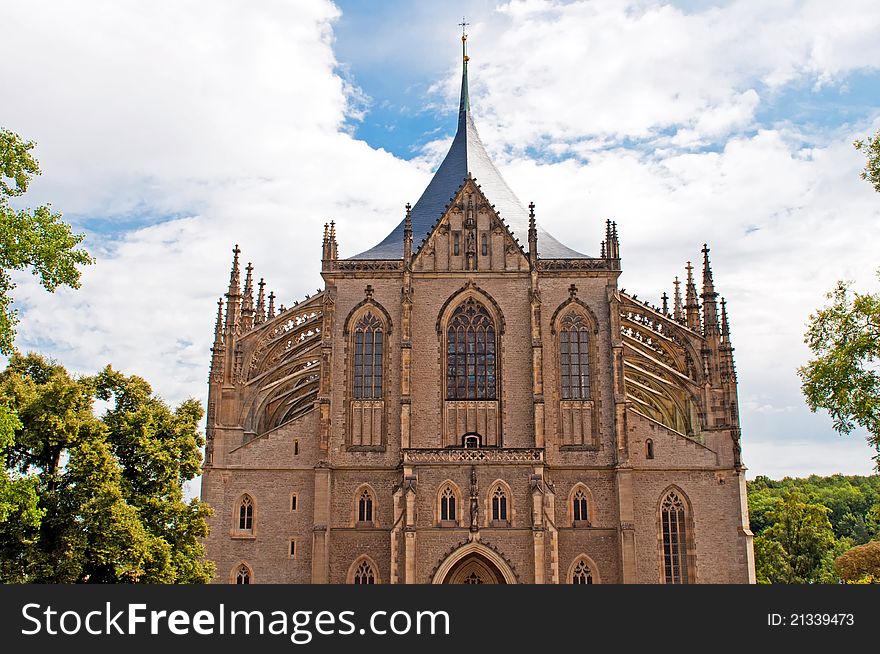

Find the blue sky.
[{"left": 2, "top": 0, "right": 879, "bottom": 483}]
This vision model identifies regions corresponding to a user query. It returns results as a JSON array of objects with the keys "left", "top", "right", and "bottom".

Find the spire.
[
  {"left": 267, "top": 291, "right": 276, "bottom": 319},
  {"left": 673, "top": 276, "right": 683, "bottom": 322},
  {"left": 721, "top": 296, "right": 731, "bottom": 343},
  {"left": 661, "top": 292, "right": 669, "bottom": 315},
  {"left": 719, "top": 296, "right": 736, "bottom": 382},
  {"left": 254, "top": 278, "right": 266, "bottom": 325},
  {"left": 459, "top": 17, "right": 470, "bottom": 119},
  {"left": 349, "top": 28, "right": 587, "bottom": 260},
  {"left": 212, "top": 297, "right": 224, "bottom": 348},
  {"left": 403, "top": 203, "right": 413, "bottom": 263},
  {"left": 224, "top": 244, "right": 242, "bottom": 335},
  {"left": 684, "top": 261, "right": 701, "bottom": 332},
  {"left": 528, "top": 202, "right": 538, "bottom": 268},
  {"left": 603, "top": 220, "right": 620, "bottom": 260},
  {"left": 241, "top": 262, "right": 255, "bottom": 331},
  {"left": 701, "top": 243, "right": 719, "bottom": 337}
]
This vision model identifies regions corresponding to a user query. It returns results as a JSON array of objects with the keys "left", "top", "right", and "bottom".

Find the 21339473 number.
[{"left": 768, "top": 613, "right": 854, "bottom": 627}]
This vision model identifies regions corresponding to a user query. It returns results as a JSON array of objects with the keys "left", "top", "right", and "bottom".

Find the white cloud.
[{"left": 3, "top": 0, "right": 879, "bottom": 483}]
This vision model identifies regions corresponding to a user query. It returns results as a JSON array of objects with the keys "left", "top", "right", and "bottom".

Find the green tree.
[
  {"left": 0, "top": 127, "right": 93, "bottom": 355},
  {"left": 753, "top": 490, "right": 838, "bottom": 583},
  {"left": 834, "top": 540, "right": 880, "bottom": 583},
  {"left": 854, "top": 130, "right": 880, "bottom": 193},
  {"left": 0, "top": 353, "right": 213, "bottom": 583},
  {"left": 798, "top": 274, "right": 880, "bottom": 467}
]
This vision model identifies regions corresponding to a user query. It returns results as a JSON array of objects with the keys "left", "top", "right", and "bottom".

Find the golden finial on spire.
[{"left": 459, "top": 17, "right": 470, "bottom": 62}]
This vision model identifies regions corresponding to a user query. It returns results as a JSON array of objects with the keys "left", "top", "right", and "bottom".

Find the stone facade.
[{"left": 201, "top": 41, "right": 755, "bottom": 585}]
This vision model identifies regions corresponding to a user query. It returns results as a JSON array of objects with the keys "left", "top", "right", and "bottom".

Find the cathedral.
[{"left": 201, "top": 34, "right": 756, "bottom": 584}]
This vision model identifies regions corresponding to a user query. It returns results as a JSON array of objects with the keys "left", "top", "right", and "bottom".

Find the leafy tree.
[
  {"left": 834, "top": 540, "right": 880, "bottom": 583},
  {"left": 0, "top": 128, "right": 93, "bottom": 355},
  {"left": 0, "top": 353, "right": 213, "bottom": 583},
  {"left": 798, "top": 274, "right": 880, "bottom": 467},
  {"left": 854, "top": 130, "right": 880, "bottom": 193},
  {"left": 753, "top": 490, "right": 838, "bottom": 583}
]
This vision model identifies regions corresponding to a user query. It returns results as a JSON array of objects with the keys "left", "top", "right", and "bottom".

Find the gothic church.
[{"left": 201, "top": 34, "right": 756, "bottom": 584}]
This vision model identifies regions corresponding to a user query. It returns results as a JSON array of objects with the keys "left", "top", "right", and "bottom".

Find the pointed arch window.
[
  {"left": 238, "top": 495, "right": 254, "bottom": 531},
  {"left": 358, "top": 489, "right": 374, "bottom": 524},
  {"left": 440, "top": 486, "right": 457, "bottom": 523},
  {"left": 571, "top": 560, "right": 594, "bottom": 584},
  {"left": 560, "top": 311, "right": 591, "bottom": 400},
  {"left": 661, "top": 491, "right": 690, "bottom": 584},
  {"left": 353, "top": 560, "right": 376, "bottom": 585},
  {"left": 491, "top": 486, "right": 508, "bottom": 523},
  {"left": 354, "top": 312, "right": 383, "bottom": 399},
  {"left": 235, "top": 564, "right": 251, "bottom": 584},
  {"left": 573, "top": 489, "right": 589, "bottom": 523},
  {"left": 446, "top": 298, "right": 496, "bottom": 400}
]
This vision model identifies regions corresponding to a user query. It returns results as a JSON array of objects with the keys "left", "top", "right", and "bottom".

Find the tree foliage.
[
  {"left": 854, "top": 130, "right": 880, "bottom": 193},
  {"left": 798, "top": 274, "right": 880, "bottom": 467},
  {"left": 0, "top": 128, "right": 93, "bottom": 354},
  {"left": 0, "top": 353, "right": 213, "bottom": 583},
  {"left": 834, "top": 540, "right": 880, "bottom": 583}
]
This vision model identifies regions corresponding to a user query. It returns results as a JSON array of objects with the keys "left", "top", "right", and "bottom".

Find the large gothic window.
[
  {"left": 661, "top": 490, "right": 690, "bottom": 584},
  {"left": 353, "top": 560, "right": 376, "bottom": 584},
  {"left": 354, "top": 312, "right": 383, "bottom": 399},
  {"left": 446, "top": 298, "right": 496, "bottom": 400},
  {"left": 238, "top": 495, "right": 254, "bottom": 532},
  {"left": 560, "top": 311, "right": 591, "bottom": 400}
]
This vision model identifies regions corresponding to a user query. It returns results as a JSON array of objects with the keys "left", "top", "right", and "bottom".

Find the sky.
[{"left": 1, "top": 0, "right": 879, "bottom": 488}]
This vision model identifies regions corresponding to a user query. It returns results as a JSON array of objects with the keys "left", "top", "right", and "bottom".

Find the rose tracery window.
[
  {"left": 446, "top": 298, "right": 496, "bottom": 400},
  {"left": 353, "top": 312, "right": 383, "bottom": 399},
  {"left": 560, "top": 311, "right": 591, "bottom": 400},
  {"left": 353, "top": 560, "right": 376, "bottom": 584},
  {"left": 571, "top": 560, "right": 593, "bottom": 584}
]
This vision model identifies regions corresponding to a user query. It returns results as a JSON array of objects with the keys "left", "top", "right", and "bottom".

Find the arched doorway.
[
  {"left": 432, "top": 542, "right": 517, "bottom": 584},
  {"left": 445, "top": 553, "right": 506, "bottom": 584}
]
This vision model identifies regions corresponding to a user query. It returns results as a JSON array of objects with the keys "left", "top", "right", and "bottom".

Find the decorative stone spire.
[
  {"left": 528, "top": 202, "right": 538, "bottom": 269},
  {"left": 701, "top": 244, "right": 719, "bottom": 337},
  {"left": 224, "top": 244, "right": 242, "bottom": 335},
  {"left": 721, "top": 296, "right": 731, "bottom": 343},
  {"left": 673, "top": 276, "right": 683, "bottom": 322},
  {"left": 719, "top": 296, "right": 737, "bottom": 382},
  {"left": 241, "top": 262, "right": 255, "bottom": 331},
  {"left": 603, "top": 220, "right": 620, "bottom": 259},
  {"left": 661, "top": 292, "right": 669, "bottom": 315},
  {"left": 212, "top": 297, "right": 224, "bottom": 348},
  {"left": 255, "top": 278, "right": 266, "bottom": 325},
  {"left": 684, "top": 261, "right": 701, "bottom": 332},
  {"left": 403, "top": 203, "right": 412, "bottom": 264},
  {"left": 267, "top": 291, "right": 276, "bottom": 319}
]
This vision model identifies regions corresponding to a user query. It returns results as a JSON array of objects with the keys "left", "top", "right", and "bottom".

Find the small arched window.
[
  {"left": 440, "top": 486, "right": 457, "bottom": 523},
  {"left": 571, "top": 560, "right": 593, "bottom": 584},
  {"left": 446, "top": 298, "right": 496, "bottom": 400},
  {"left": 646, "top": 439, "right": 655, "bottom": 459},
  {"left": 353, "top": 560, "right": 376, "bottom": 584},
  {"left": 235, "top": 564, "right": 251, "bottom": 584},
  {"left": 481, "top": 233, "right": 488, "bottom": 256},
  {"left": 661, "top": 490, "right": 690, "bottom": 584},
  {"left": 560, "top": 311, "right": 591, "bottom": 400},
  {"left": 291, "top": 493, "right": 298, "bottom": 511},
  {"left": 463, "top": 434, "right": 481, "bottom": 448},
  {"left": 491, "top": 486, "right": 508, "bottom": 523},
  {"left": 354, "top": 312, "right": 384, "bottom": 399},
  {"left": 573, "top": 489, "right": 589, "bottom": 523},
  {"left": 358, "top": 489, "right": 374, "bottom": 524},
  {"left": 238, "top": 495, "right": 254, "bottom": 531}
]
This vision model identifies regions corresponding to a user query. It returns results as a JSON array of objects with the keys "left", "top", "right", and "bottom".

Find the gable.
[{"left": 412, "top": 178, "right": 529, "bottom": 273}]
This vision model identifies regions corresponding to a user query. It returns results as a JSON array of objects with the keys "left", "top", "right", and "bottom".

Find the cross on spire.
[{"left": 459, "top": 17, "right": 470, "bottom": 62}]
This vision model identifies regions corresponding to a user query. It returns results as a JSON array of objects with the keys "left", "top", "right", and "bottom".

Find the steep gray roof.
[{"left": 350, "top": 56, "right": 588, "bottom": 260}]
